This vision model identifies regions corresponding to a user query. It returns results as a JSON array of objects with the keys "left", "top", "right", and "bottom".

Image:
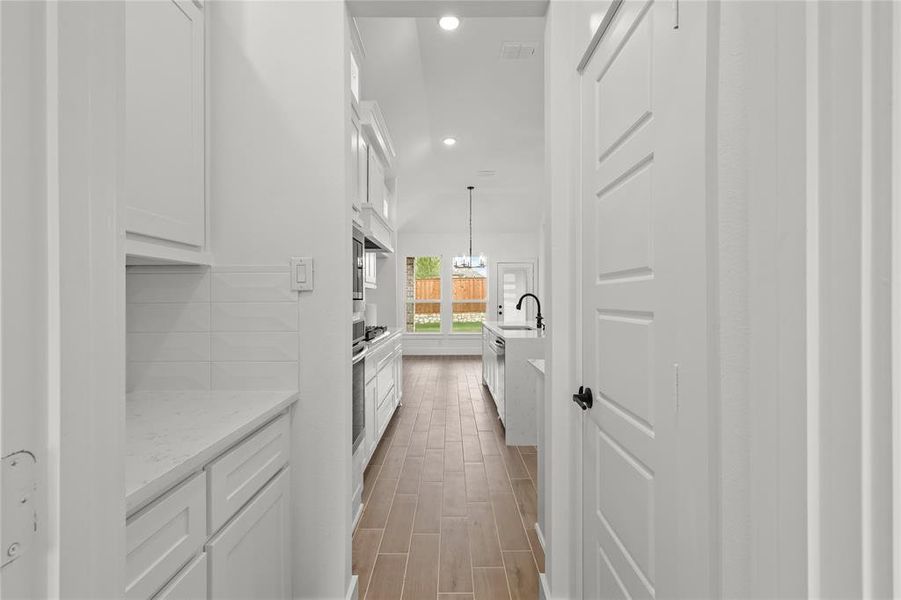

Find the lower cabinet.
[
  {"left": 206, "top": 468, "right": 292, "bottom": 600},
  {"left": 363, "top": 333, "right": 402, "bottom": 467},
  {"left": 153, "top": 553, "right": 207, "bottom": 600},
  {"left": 125, "top": 412, "right": 292, "bottom": 600}
]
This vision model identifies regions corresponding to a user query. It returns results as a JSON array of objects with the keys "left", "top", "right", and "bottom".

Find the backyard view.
[{"left": 405, "top": 256, "right": 487, "bottom": 333}]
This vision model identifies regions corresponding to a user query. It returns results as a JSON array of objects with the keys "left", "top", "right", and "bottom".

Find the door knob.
[{"left": 572, "top": 386, "right": 593, "bottom": 410}]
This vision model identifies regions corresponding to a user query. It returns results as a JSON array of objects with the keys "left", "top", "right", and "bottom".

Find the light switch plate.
[{"left": 290, "top": 257, "right": 313, "bottom": 291}]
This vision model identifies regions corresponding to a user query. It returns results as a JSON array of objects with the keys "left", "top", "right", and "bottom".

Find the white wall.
[
  {"left": 208, "top": 2, "right": 354, "bottom": 597},
  {"left": 396, "top": 231, "right": 540, "bottom": 355}
]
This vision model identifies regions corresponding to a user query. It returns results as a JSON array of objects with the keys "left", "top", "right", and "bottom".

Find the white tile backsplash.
[
  {"left": 126, "top": 266, "right": 301, "bottom": 392},
  {"left": 127, "top": 332, "right": 211, "bottom": 362},
  {"left": 211, "top": 332, "right": 299, "bottom": 362},
  {"left": 127, "top": 362, "right": 212, "bottom": 392},
  {"left": 211, "top": 271, "right": 295, "bottom": 302},
  {"left": 126, "top": 268, "right": 211, "bottom": 304},
  {"left": 210, "top": 362, "right": 299, "bottom": 391},
  {"left": 210, "top": 302, "right": 299, "bottom": 332},
  {"left": 127, "top": 303, "right": 212, "bottom": 333}
]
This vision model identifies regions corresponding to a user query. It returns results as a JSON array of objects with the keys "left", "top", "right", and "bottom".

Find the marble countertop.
[
  {"left": 367, "top": 326, "right": 403, "bottom": 349},
  {"left": 528, "top": 359, "right": 546, "bottom": 375},
  {"left": 126, "top": 389, "right": 298, "bottom": 515},
  {"left": 483, "top": 320, "right": 546, "bottom": 340}
]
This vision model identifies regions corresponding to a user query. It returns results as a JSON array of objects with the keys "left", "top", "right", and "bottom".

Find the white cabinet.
[
  {"left": 362, "top": 333, "right": 402, "bottom": 465},
  {"left": 367, "top": 147, "right": 386, "bottom": 215},
  {"left": 124, "top": 412, "right": 293, "bottom": 600},
  {"left": 350, "top": 105, "right": 367, "bottom": 225},
  {"left": 125, "top": 472, "right": 206, "bottom": 600},
  {"left": 206, "top": 468, "right": 292, "bottom": 600},
  {"left": 364, "top": 376, "right": 378, "bottom": 461},
  {"left": 124, "top": 0, "right": 205, "bottom": 252},
  {"left": 481, "top": 324, "right": 543, "bottom": 445},
  {"left": 153, "top": 553, "right": 208, "bottom": 600},
  {"left": 363, "top": 251, "right": 378, "bottom": 288},
  {"left": 205, "top": 414, "right": 290, "bottom": 534}
]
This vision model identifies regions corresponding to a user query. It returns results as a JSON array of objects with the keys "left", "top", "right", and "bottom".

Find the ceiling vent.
[
  {"left": 477, "top": 169, "right": 497, "bottom": 178},
  {"left": 499, "top": 41, "right": 538, "bottom": 61}
]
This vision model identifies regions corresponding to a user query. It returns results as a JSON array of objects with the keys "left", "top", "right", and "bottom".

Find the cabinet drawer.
[
  {"left": 377, "top": 392, "right": 396, "bottom": 436},
  {"left": 206, "top": 468, "right": 292, "bottom": 600},
  {"left": 126, "top": 472, "right": 206, "bottom": 600},
  {"left": 153, "top": 552, "right": 207, "bottom": 600},
  {"left": 206, "top": 413, "right": 290, "bottom": 534},
  {"left": 377, "top": 361, "right": 395, "bottom": 408}
]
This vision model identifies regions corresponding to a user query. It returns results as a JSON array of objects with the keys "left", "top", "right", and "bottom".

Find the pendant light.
[{"left": 456, "top": 185, "right": 485, "bottom": 269}]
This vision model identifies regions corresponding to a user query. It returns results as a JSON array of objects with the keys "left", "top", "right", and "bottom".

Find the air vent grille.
[{"left": 499, "top": 41, "right": 538, "bottom": 61}]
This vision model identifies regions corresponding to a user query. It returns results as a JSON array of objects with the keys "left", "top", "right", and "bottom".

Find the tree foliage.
[{"left": 414, "top": 256, "right": 441, "bottom": 279}]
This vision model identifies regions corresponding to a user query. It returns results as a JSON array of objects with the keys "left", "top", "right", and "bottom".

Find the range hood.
[{"left": 360, "top": 205, "right": 394, "bottom": 254}]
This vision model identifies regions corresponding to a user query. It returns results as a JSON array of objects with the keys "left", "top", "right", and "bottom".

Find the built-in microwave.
[{"left": 352, "top": 228, "right": 364, "bottom": 301}]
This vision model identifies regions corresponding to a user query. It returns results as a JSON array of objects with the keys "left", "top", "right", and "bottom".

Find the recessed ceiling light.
[
  {"left": 438, "top": 16, "right": 460, "bottom": 31},
  {"left": 442, "top": 137, "right": 457, "bottom": 146}
]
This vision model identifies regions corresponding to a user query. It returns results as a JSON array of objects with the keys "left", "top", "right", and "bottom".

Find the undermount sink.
[{"left": 498, "top": 324, "right": 535, "bottom": 331}]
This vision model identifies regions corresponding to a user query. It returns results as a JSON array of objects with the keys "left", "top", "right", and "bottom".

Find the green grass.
[
  {"left": 410, "top": 321, "right": 484, "bottom": 333},
  {"left": 452, "top": 321, "right": 484, "bottom": 333}
]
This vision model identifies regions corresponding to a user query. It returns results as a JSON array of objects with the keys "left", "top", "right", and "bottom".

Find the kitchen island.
[{"left": 481, "top": 321, "right": 545, "bottom": 445}]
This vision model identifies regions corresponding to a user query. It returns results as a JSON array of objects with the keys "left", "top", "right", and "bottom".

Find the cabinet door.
[
  {"left": 124, "top": 0, "right": 204, "bottom": 247},
  {"left": 153, "top": 553, "right": 207, "bottom": 600},
  {"left": 367, "top": 148, "right": 385, "bottom": 208},
  {"left": 206, "top": 468, "right": 292, "bottom": 600},
  {"left": 394, "top": 351, "right": 402, "bottom": 403},
  {"left": 350, "top": 107, "right": 364, "bottom": 215},
  {"left": 363, "top": 252, "right": 377, "bottom": 287},
  {"left": 365, "top": 377, "right": 377, "bottom": 462}
]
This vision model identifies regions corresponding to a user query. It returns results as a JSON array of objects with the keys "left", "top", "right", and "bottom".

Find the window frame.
[
  {"left": 450, "top": 257, "right": 489, "bottom": 335},
  {"left": 405, "top": 256, "right": 443, "bottom": 334}
]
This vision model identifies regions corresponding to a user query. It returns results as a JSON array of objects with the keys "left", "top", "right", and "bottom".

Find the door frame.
[
  {"left": 495, "top": 259, "right": 538, "bottom": 322},
  {"left": 0, "top": 3, "right": 126, "bottom": 596}
]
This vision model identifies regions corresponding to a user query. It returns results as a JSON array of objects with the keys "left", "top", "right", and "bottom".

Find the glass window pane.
[
  {"left": 414, "top": 302, "right": 440, "bottom": 332},
  {"left": 414, "top": 256, "right": 441, "bottom": 301},
  {"left": 452, "top": 301, "right": 486, "bottom": 332}
]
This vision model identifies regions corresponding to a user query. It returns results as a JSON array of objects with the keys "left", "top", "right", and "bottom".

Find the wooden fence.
[{"left": 414, "top": 277, "right": 487, "bottom": 314}]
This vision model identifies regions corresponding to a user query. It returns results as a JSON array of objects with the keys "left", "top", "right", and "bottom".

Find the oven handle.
[{"left": 352, "top": 345, "right": 369, "bottom": 365}]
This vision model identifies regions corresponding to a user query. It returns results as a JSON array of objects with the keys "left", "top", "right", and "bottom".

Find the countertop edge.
[
  {"left": 482, "top": 321, "right": 546, "bottom": 340},
  {"left": 528, "top": 359, "right": 546, "bottom": 375},
  {"left": 367, "top": 327, "right": 403, "bottom": 349},
  {"left": 126, "top": 391, "right": 299, "bottom": 516}
]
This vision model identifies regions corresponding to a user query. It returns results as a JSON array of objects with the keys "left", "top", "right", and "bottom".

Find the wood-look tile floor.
[{"left": 354, "top": 356, "right": 543, "bottom": 600}]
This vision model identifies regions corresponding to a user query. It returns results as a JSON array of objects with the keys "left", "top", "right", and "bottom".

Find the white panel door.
[
  {"left": 496, "top": 261, "right": 535, "bottom": 323},
  {"left": 124, "top": 0, "right": 204, "bottom": 247},
  {"left": 579, "top": 1, "right": 712, "bottom": 598}
]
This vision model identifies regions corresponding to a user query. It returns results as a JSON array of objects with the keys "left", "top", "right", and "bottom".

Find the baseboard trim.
[
  {"left": 539, "top": 572, "right": 550, "bottom": 600},
  {"left": 535, "top": 522, "right": 547, "bottom": 554},
  {"left": 346, "top": 575, "right": 359, "bottom": 600}
]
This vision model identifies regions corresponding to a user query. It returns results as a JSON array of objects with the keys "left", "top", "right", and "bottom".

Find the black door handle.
[{"left": 572, "top": 386, "right": 593, "bottom": 410}]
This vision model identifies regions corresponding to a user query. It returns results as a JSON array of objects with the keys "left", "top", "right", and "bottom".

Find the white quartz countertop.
[
  {"left": 528, "top": 359, "right": 546, "bottom": 375},
  {"left": 368, "top": 327, "right": 403, "bottom": 349},
  {"left": 483, "top": 320, "right": 546, "bottom": 340},
  {"left": 126, "top": 390, "right": 298, "bottom": 515}
]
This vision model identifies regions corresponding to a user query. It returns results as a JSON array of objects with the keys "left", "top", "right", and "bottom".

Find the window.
[
  {"left": 405, "top": 256, "right": 441, "bottom": 333},
  {"left": 452, "top": 257, "right": 487, "bottom": 333}
]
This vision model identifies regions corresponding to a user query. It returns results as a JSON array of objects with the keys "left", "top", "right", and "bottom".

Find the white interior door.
[
  {"left": 579, "top": 1, "right": 712, "bottom": 598},
  {"left": 496, "top": 261, "right": 535, "bottom": 323}
]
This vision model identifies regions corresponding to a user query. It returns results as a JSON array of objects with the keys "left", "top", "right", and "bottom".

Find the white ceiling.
[{"left": 356, "top": 16, "right": 545, "bottom": 235}]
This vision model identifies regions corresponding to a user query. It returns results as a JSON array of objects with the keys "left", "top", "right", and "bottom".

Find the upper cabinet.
[
  {"left": 124, "top": 0, "right": 208, "bottom": 264},
  {"left": 350, "top": 104, "right": 367, "bottom": 226},
  {"left": 358, "top": 101, "right": 396, "bottom": 253}
]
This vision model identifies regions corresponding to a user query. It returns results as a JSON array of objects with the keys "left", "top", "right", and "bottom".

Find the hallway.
[{"left": 353, "top": 356, "right": 543, "bottom": 599}]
